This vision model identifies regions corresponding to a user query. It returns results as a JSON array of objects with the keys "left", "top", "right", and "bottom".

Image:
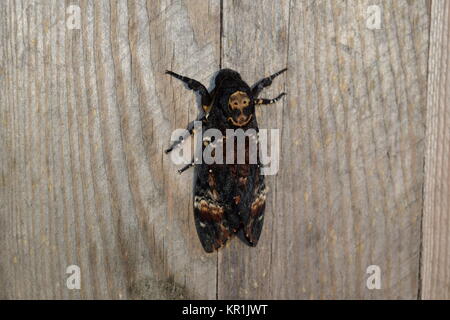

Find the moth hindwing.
[{"left": 165, "top": 68, "right": 287, "bottom": 252}]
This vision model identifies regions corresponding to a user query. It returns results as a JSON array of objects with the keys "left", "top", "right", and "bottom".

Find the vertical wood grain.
[
  {"left": 421, "top": 0, "right": 450, "bottom": 300},
  {"left": 0, "top": 0, "right": 220, "bottom": 299},
  {"left": 0, "top": 0, "right": 433, "bottom": 300},
  {"left": 218, "top": 0, "right": 290, "bottom": 299},
  {"left": 219, "top": 0, "right": 429, "bottom": 299}
]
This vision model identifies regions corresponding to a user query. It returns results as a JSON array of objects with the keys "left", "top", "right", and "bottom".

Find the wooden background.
[{"left": 0, "top": 0, "right": 447, "bottom": 299}]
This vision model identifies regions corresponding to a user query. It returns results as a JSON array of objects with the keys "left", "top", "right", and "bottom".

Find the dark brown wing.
[
  {"left": 193, "top": 165, "right": 234, "bottom": 253},
  {"left": 235, "top": 164, "right": 267, "bottom": 246},
  {"left": 193, "top": 163, "right": 267, "bottom": 252},
  {"left": 198, "top": 137, "right": 267, "bottom": 250}
]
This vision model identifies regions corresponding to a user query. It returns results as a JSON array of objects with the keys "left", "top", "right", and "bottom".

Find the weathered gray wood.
[
  {"left": 218, "top": 0, "right": 290, "bottom": 299},
  {"left": 421, "top": 0, "right": 450, "bottom": 300},
  {"left": 219, "top": 0, "right": 429, "bottom": 299},
  {"left": 0, "top": 0, "right": 433, "bottom": 299},
  {"left": 0, "top": 0, "right": 220, "bottom": 299}
]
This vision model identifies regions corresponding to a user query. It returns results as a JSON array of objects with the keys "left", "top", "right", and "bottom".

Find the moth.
[{"left": 165, "top": 68, "right": 287, "bottom": 252}]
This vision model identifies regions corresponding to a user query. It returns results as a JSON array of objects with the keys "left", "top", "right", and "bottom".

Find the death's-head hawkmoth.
[{"left": 165, "top": 68, "right": 287, "bottom": 252}]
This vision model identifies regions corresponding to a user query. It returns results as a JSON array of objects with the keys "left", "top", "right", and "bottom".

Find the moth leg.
[
  {"left": 254, "top": 92, "right": 287, "bottom": 105},
  {"left": 165, "top": 120, "right": 195, "bottom": 154},
  {"left": 251, "top": 68, "right": 287, "bottom": 97},
  {"left": 178, "top": 161, "right": 194, "bottom": 174},
  {"left": 165, "top": 70, "right": 212, "bottom": 106},
  {"left": 165, "top": 113, "right": 207, "bottom": 154}
]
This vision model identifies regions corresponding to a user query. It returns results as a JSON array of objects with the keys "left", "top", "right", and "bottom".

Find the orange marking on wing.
[{"left": 198, "top": 200, "right": 224, "bottom": 222}]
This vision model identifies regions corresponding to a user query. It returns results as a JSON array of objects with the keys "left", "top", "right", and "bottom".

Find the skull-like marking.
[
  {"left": 229, "top": 91, "right": 250, "bottom": 111},
  {"left": 227, "top": 91, "right": 252, "bottom": 127}
]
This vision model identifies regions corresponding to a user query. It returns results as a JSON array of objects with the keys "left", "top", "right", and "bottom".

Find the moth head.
[{"left": 226, "top": 90, "right": 254, "bottom": 127}]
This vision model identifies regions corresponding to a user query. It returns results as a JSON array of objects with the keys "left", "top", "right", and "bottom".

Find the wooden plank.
[
  {"left": 421, "top": 0, "right": 450, "bottom": 300},
  {"left": 0, "top": 0, "right": 220, "bottom": 299},
  {"left": 218, "top": 0, "right": 290, "bottom": 300},
  {"left": 219, "top": 0, "right": 429, "bottom": 299},
  {"left": 0, "top": 0, "right": 433, "bottom": 300}
]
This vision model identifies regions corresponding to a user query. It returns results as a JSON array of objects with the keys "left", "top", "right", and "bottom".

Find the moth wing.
[
  {"left": 241, "top": 182, "right": 267, "bottom": 246},
  {"left": 193, "top": 167, "right": 233, "bottom": 253}
]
